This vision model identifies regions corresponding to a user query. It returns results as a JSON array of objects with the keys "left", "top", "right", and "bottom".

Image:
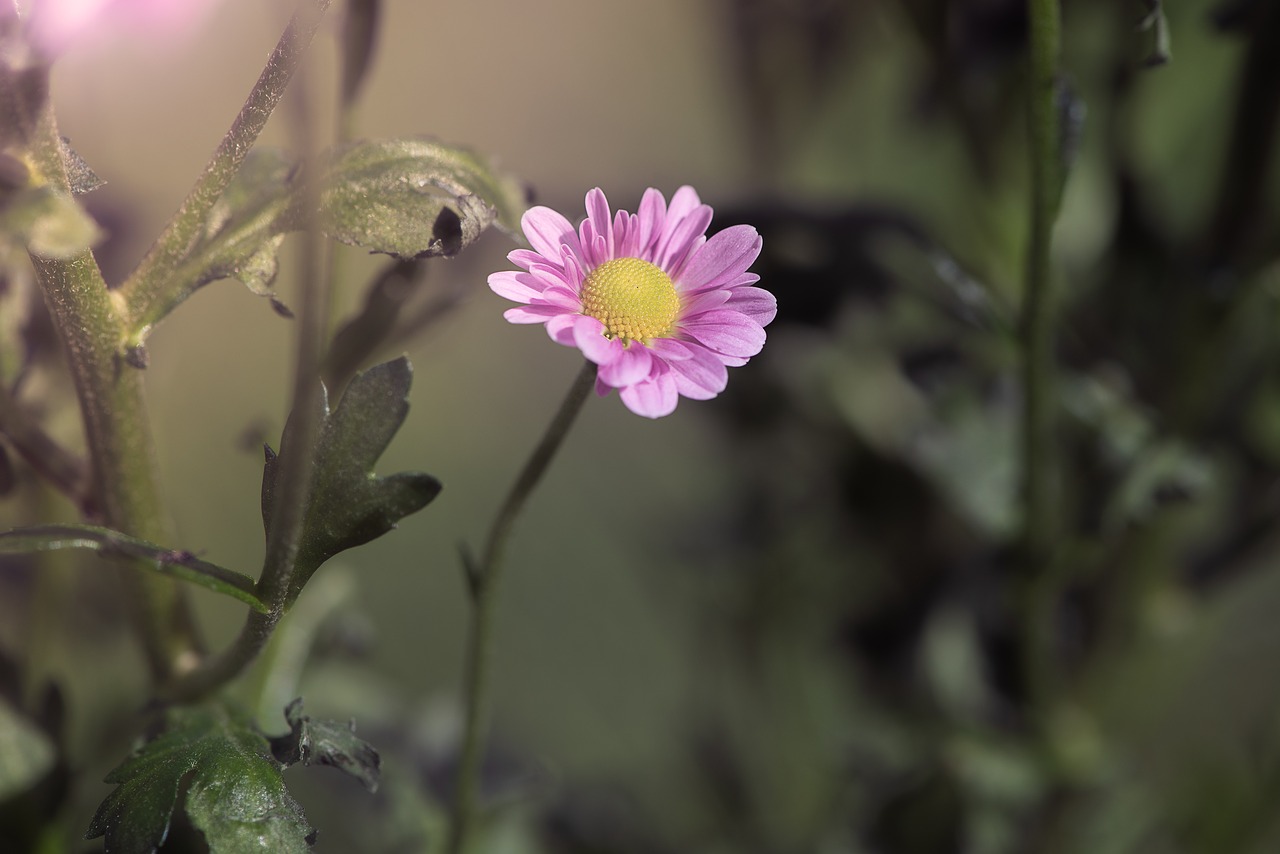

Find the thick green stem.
[
  {"left": 26, "top": 100, "right": 199, "bottom": 681},
  {"left": 1020, "top": 0, "right": 1063, "bottom": 709},
  {"left": 447, "top": 360, "right": 596, "bottom": 854},
  {"left": 118, "top": 0, "right": 332, "bottom": 340}
]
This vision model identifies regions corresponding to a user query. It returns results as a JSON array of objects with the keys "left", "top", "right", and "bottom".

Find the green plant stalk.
[
  {"left": 25, "top": 101, "right": 200, "bottom": 681},
  {"left": 447, "top": 360, "right": 597, "bottom": 854},
  {"left": 160, "top": 50, "right": 334, "bottom": 706},
  {"left": 118, "top": 0, "right": 332, "bottom": 340},
  {"left": 1021, "top": 0, "right": 1063, "bottom": 710}
]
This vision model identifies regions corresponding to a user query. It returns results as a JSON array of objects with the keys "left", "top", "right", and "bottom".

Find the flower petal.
[
  {"left": 489, "top": 271, "right": 543, "bottom": 303},
  {"left": 572, "top": 316, "right": 623, "bottom": 364},
  {"left": 546, "top": 313, "right": 580, "bottom": 345},
  {"left": 681, "top": 289, "right": 731, "bottom": 317},
  {"left": 650, "top": 338, "right": 695, "bottom": 361},
  {"left": 678, "top": 225, "right": 762, "bottom": 293},
  {"left": 656, "top": 205, "right": 713, "bottom": 272},
  {"left": 681, "top": 309, "right": 767, "bottom": 358},
  {"left": 585, "top": 188, "right": 615, "bottom": 259},
  {"left": 670, "top": 344, "right": 729, "bottom": 400},
  {"left": 504, "top": 304, "right": 567, "bottom": 324},
  {"left": 725, "top": 286, "right": 778, "bottom": 326},
  {"left": 620, "top": 368, "right": 679, "bottom": 418},
  {"left": 598, "top": 343, "right": 654, "bottom": 387},
  {"left": 636, "top": 188, "right": 666, "bottom": 256},
  {"left": 522, "top": 206, "right": 579, "bottom": 261}
]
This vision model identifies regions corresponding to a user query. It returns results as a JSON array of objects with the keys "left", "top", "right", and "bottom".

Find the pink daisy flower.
[{"left": 489, "top": 186, "right": 776, "bottom": 418}]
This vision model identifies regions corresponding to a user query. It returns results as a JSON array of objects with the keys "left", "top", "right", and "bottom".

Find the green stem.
[
  {"left": 447, "top": 360, "right": 597, "bottom": 854},
  {"left": 160, "top": 35, "right": 334, "bottom": 705},
  {"left": 118, "top": 0, "right": 332, "bottom": 340},
  {"left": 25, "top": 97, "right": 200, "bottom": 681},
  {"left": 1020, "top": 0, "right": 1063, "bottom": 713}
]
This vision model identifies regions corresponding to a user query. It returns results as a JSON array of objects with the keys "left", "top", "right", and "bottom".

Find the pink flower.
[
  {"left": 26, "top": 0, "right": 223, "bottom": 56},
  {"left": 490, "top": 187, "right": 775, "bottom": 418}
]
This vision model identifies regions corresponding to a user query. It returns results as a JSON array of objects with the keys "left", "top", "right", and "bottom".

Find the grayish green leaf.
[
  {"left": 0, "top": 696, "right": 55, "bottom": 802},
  {"left": 313, "top": 137, "right": 528, "bottom": 258},
  {"left": 0, "top": 524, "right": 266, "bottom": 613},
  {"left": 87, "top": 703, "right": 313, "bottom": 853},
  {"left": 269, "top": 698, "right": 380, "bottom": 793},
  {"left": 2, "top": 186, "right": 101, "bottom": 259},
  {"left": 261, "top": 357, "right": 441, "bottom": 605}
]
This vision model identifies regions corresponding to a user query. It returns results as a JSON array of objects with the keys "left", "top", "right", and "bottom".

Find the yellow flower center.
[{"left": 581, "top": 257, "right": 680, "bottom": 343}]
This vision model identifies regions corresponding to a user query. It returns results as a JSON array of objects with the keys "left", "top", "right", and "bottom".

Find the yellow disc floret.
[{"left": 580, "top": 257, "right": 681, "bottom": 343}]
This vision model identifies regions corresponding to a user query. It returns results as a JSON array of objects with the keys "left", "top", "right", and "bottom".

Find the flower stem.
[
  {"left": 447, "top": 359, "right": 597, "bottom": 854},
  {"left": 25, "top": 95, "right": 200, "bottom": 681},
  {"left": 117, "top": 0, "right": 332, "bottom": 339},
  {"left": 1020, "top": 0, "right": 1063, "bottom": 710}
]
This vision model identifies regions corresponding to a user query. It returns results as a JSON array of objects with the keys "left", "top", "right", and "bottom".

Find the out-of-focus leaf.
[
  {"left": 261, "top": 357, "right": 441, "bottom": 604},
  {"left": 268, "top": 698, "right": 380, "bottom": 793},
  {"left": 2, "top": 186, "right": 101, "bottom": 259},
  {"left": 339, "top": 0, "right": 380, "bottom": 108},
  {"left": 0, "top": 524, "right": 266, "bottom": 613},
  {"left": 312, "top": 137, "right": 527, "bottom": 258},
  {"left": 0, "top": 61, "right": 48, "bottom": 150},
  {"left": 86, "top": 703, "right": 314, "bottom": 854},
  {"left": 322, "top": 259, "right": 431, "bottom": 390},
  {"left": 1138, "top": 0, "right": 1172, "bottom": 66},
  {"left": 0, "top": 697, "right": 55, "bottom": 802}
]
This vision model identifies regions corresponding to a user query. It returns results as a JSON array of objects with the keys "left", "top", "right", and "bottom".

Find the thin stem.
[
  {"left": 25, "top": 94, "right": 200, "bottom": 681},
  {"left": 160, "top": 26, "right": 334, "bottom": 704},
  {"left": 0, "top": 383, "right": 92, "bottom": 515},
  {"left": 1020, "top": 0, "right": 1063, "bottom": 710},
  {"left": 118, "top": 0, "right": 332, "bottom": 339},
  {"left": 447, "top": 360, "right": 597, "bottom": 854}
]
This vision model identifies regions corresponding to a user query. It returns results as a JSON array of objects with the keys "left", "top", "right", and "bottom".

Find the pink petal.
[
  {"left": 670, "top": 345, "right": 728, "bottom": 400},
  {"left": 678, "top": 225, "right": 763, "bottom": 293},
  {"left": 620, "top": 368, "right": 679, "bottom": 418},
  {"left": 725, "top": 286, "right": 777, "bottom": 326},
  {"left": 650, "top": 338, "right": 695, "bottom": 361},
  {"left": 681, "top": 289, "right": 731, "bottom": 317},
  {"left": 489, "top": 271, "right": 543, "bottom": 303},
  {"left": 504, "top": 305, "right": 567, "bottom": 324},
  {"left": 636, "top": 188, "right": 667, "bottom": 255},
  {"left": 656, "top": 205, "right": 713, "bottom": 272},
  {"left": 523, "top": 207, "right": 579, "bottom": 261},
  {"left": 572, "top": 316, "right": 623, "bottom": 364},
  {"left": 597, "top": 343, "right": 654, "bottom": 387},
  {"left": 507, "top": 248, "right": 548, "bottom": 270},
  {"left": 585, "top": 188, "right": 615, "bottom": 259},
  {"left": 546, "top": 313, "right": 580, "bottom": 345},
  {"left": 681, "top": 309, "right": 767, "bottom": 358}
]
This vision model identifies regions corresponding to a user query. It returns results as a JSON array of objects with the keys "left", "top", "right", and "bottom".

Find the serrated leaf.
[
  {"left": 0, "top": 524, "right": 266, "bottom": 613},
  {"left": 262, "top": 357, "right": 441, "bottom": 604},
  {"left": 87, "top": 704, "right": 313, "bottom": 854},
  {"left": 313, "top": 137, "right": 528, "bottom": 258},
  {"left": 269, "top": 698, "right": 380, "bottom": 793},
  {"left": 2, "top": 186, "right": 102, "bottom": 259},
  {"left": 0, "top": 696, "right": 56, "bottom": 802}
]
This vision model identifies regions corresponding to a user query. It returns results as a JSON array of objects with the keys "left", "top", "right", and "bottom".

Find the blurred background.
[{"left": 8, "top": 0, "right": 1280, "bottom": 851}]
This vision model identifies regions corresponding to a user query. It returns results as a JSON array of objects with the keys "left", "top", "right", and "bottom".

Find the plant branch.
[
  {"left": 118, "top": 0, "right": 332, "bottom": 341},
  {"left": 25, "top": 94, "right": 200, "bottom": 681},
  {"left": 0, "top": 383, "right": 92, "bottom": 514},
  {"left": 447, "top": 359, "right": 597, "bottom": 854},
  {"left": 1020, "top": 0, "right": 1063, "bottom": 707}
]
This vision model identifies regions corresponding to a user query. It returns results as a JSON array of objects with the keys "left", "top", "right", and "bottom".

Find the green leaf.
[
  {"left": 1, "top": 186, "right": 102, "bottom": 259},
  {"left": 262, "top": 357, "right": 441, "bottom": 605},
  {"left": 87, "top": 704, "right": 314, "bottom": 853},
  {"left": 0, "top": 524, "right": 267, "bottom": 613},
  {"left": 268, "top": 698, "right": 380, "bottom": 793},
  {"left": 313, "top": 137, "right": 528, "bottom": 258},
  {"left": 61, "top": 137, "right": 106, "bottom": 195},
  {"left": 0, "top": 696, "right": 56, "bottom": 802}
]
